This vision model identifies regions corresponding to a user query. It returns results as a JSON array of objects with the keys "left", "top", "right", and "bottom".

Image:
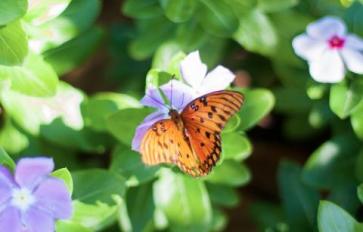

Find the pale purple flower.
[
  {"left": 132, "top": 51, "right": 235, "bottom": 152},
  {"left": 0, "top": 157, "right": 72, "bottom": 232},
  {"left": 293, "top": 16, "right": 363, "bottom": 83}
]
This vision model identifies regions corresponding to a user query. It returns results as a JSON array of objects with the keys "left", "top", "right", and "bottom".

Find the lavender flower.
[
  {"left": 0, "top": 157, "right": 72, "bottom": 232},
  {"left": 131, "top": 51, "right": 236, "bottom": 152}
]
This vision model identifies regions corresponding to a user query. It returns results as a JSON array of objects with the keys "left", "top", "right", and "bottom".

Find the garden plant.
[{"left": 0, "top": 0, "right": 363, "bottom": 231}]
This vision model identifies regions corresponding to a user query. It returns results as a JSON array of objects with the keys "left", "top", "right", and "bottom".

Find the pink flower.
[{"left": 292, "top": 16, "right": 363, "bottom": 83}]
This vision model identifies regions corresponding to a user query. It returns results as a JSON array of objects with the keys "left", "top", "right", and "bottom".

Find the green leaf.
[
  {"left": 52, "top": 168, "right": 73, "bottom": 194},
  {"left": 222, "top": 133, "right": 252, "bottom": 161},
  {"left": 207, "top": 183, "right": 239, "bottom": 207},
  {"left": 238, "top": 88, "right": 275, "bottom": 130},
  {"left": 126, "top": 184, "right": 155, "bottom": 232},
  {"left": 308, "top": 100, "right": 333, "bottom": 129},
  {"left": 81, "top": 93, "right": 141, "bottom": 132},
  {"left": 153, "top": 169, "right": 212, "bottom": 231},
  {"left": 0, "top": 21, "right": 28, "bottom": 66},
  {"left": 72, "top": 169, "right": 126, "bottom": 204},
  {"left": 107, "top": 108, "right": 152, "bottom": 146},
  {"left": 278, "top": 161, "right": 319, "bottom": 231},
  {"left": 1, "top": 82, "right": 83, "bottom": 134},
  {"left": 205, "top": 160, "right": 250, "bottom": 186},
  {"left": 70, "top": 200, "right": 120, "bottom": 231},
  {"left": 250, "top": 201, "right": 286, "bottom": 232},
  {"left": 257, "top": 0, "right": 298, "bottom": 12},
  {"left": 56, "top": 221, "right": 91, "bottom": 232},
  {"left": 0, "top": 118, "right": 28, "bottom": 154},
  {"left": 318, "top": 201, "right": 363, "bottom": 232},
  {"left": 44, "top": 27, "right": 103, "bottom": 75},
  {"left": 234, "top": 9, "right": 278, "bottom": 56},
  {"left": 129, "top": 17, "right": 174, "bottom": 60},
  {"left": 176, "top": 20, "right": 209, "bottom": 51},
  {"left": 159, "top": 0, "right": 197, "bottom": 23},
  {"left": 25, "top": 0, "right": 71, "bottom": 25},
  {"left": 351, "top": 102, "right": 363, "bottom": 140},
  {"left": 0, "top": 147, "right": 15, "bottom": 170},
  {"left": 199, "top": 0, "right": 239, "bottom": 37},
  {"left": 145, "top": 68, "right": 174, "bottom": 90},
  {"left": 0, "top": 0, "right": 27, "bottom": 25},
  {"left": 330, "top": 79, "right": 363, "bottom": 119},
  {"left": 358, "top": 183, "right": 363, "bottom": 204},
  {"left": 60, "top": 0, "right": 101, "bottom": 32},
  {"left": 123, "top": 0, "right": 163, "bottom": 19},
  {"left": 110, "top": 145, "right": 158, "bottom": 186},
  {"left": 303, "top": 134, "right": 360, "bottom": 189}
]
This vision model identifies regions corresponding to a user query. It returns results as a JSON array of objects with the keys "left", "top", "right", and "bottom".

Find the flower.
[
  {"left": 292, "top": 16, "right": 363, "bottom": 83},
  {"left": 132, "top": 51, "right": 235, "bottom": 152},
  {"left": 0, "top": 157, "right": 72, "bottom": 232},
  {"left": 180, "top": 51, "right": 235, "bottom": 97}
]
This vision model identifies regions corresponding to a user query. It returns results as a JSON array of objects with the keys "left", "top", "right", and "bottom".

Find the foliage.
[{"left": 1, "top": 0, "right": 363, "bottom": 231}]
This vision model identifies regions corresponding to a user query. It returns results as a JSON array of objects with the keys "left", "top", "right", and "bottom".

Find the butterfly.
[{"left": 140, "top": 90, "right": 244, "bottom": 177}]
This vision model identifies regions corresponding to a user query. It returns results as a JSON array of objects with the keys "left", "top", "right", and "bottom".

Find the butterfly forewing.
[
  {"left": 181, "top": 90, "right": 244, "bottom": 173},
  {"left": 140, "top": 119, "right": 207, "bottom": 176}
]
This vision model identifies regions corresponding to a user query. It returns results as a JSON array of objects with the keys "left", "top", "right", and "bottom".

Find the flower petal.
[
  {"left": 15, "top": 158, "right": 54, "bottom": 190},
  {"left": 23, "top": 206, "right": 54, "bottom": 232},
  {"left": 345, "top": 34, "right": 363, "bottom": 50},
  {"left": 309, "top": 50, "right": 345, "bottom": 83},
  {"left": 131, "top": 111, "right": 167, "bottom": 152},
  {"left": 307, "top": 16, "right": 346, "bottom": 40},
  {"left": 180, "top": 51, "right": 207, "bottom": 89},
  {"left": 140, "top": 88, "right": 167, "bottom": 111},
  {"left": 34, "top": 177, "right": 72, "bottom": 219},
  {"left": 199, "top": 65, "right": 235, "bottom": 95},
  {"left": 342, "top": 48, "right": 363, "bottom": 74},
  {"left": 292, "top": 34, "right": 327, "bottom": 61},
  {"left": 0, "top": 166, "right": 15, "bottom": 206},
  {"left": 160, "top": 80, "right": 196, "bottom": 110},
  {"left": 0, "top": 206, "right": 22, "bottom": 232}
]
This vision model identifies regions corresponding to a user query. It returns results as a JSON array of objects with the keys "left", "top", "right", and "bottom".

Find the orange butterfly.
[{"left": 140, "top": 90, "right": 244, "bottom": 177}]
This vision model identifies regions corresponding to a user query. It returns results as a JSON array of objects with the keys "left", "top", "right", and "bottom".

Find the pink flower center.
[{"left": 328, "top": 35, "right": 345, "bottom": 49}]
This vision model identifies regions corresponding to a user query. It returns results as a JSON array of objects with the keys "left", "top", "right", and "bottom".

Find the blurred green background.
[{"left": 1, "top": 0, "right": 363, "bottom": 231}]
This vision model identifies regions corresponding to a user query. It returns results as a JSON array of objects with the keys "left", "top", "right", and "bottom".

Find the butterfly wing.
[
  {"left": 140, "top": 119, "right": 207, "bottom": 176},
  {"left": 181, "top": 90, "right": 244, "bottom": 173}
]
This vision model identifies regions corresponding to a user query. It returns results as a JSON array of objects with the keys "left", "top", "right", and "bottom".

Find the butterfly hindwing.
[
  {"left": 181, "top": 90, "right": 244, "bottom": 172},
  {"left": 140, "top": 119, "right": 207, "bottom": 176}
]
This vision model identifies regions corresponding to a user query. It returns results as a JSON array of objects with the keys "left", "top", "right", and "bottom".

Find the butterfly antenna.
[{"left": 147, "top": 92, "right": 169, "bottom": 110}]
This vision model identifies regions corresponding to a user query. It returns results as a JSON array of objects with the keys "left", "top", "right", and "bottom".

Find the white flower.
[
  {"left": 180, "top": 51, "right": 235, "bottom": 96},
  {"left": 292, "top": 16, "right": 363, "bottom": 83}
]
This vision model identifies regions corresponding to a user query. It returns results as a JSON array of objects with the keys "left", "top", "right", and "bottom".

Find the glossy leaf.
[
  {"left": 159, "top": 0, "right": 197, "bottom": 23},
  {"left": 199, "top": 0, "right": 239, "bottom": 37},
  {"left": 107, "top": 108, "right": 152, "bottom": 146},
  {"left": 278, "top": 161, "right": 319, "bottom": 231},
  {"left": 72, "top": 169, "right": 126, "bottom": 204},
  {"left": 238, "top": 88, "right": 275, "bottom": 130},
  {"left": 0, "top": 0, "right": 27, "bottom": 25},
  {"left": 302, "top": 134, "right": 360, "bottom": 189},
  {"left": 52, "top": 168, "right": 73, "bottom": 194},
  {"left": 110, "top": 145, "right": 158, "bottom": 186},
  {"left": 81, "top": 93, "right": 141, "bottom": 132},
  {"left": 56, "top": 221, "right": 91, "bottom": 232},
  {"left": 222, "top": 132, "right": 252, "bottom": 161},
  {"left": 234, "top": 9, "right": 278, "bottom": 56},
  {"left": 0, "top": 21, "right": 28, "bottom": 66},
  {"left": 257, "top": 0, "right": 299, "bottom": 12},
  {"left": 0, "top": 147, "right": 15, "bottom": 170},
  {"left": 205, "top": 160, "right": 251, "bottom": 186},
  {"left": 351, "top": 102, "right": 363, "bottom": 140},
  {"left": 318, "top": 201, "right": 363, "bottom": 232},
  {"left": 154, "top": 169, "right": 212, "bottom": 231},
  {"left": 25, "top": 0, "right": 71, "bottom": 25},
  {"left": 123, "top": 0, "right": 163, "bottom": 19},
  {"left": 329, "top": 79, "right": 363, "bottom": 119}
]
